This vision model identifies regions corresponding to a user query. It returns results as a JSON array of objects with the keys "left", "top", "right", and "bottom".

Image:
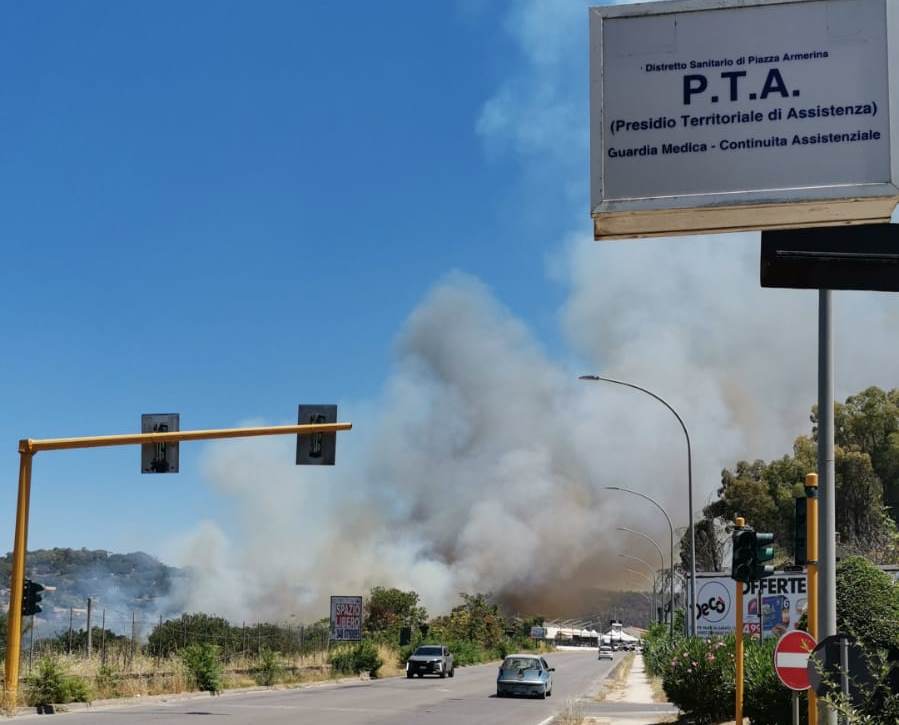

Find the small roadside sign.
[
  {"left": 329, "top": 595, "right": 362, "bottom": 642},
  {"left": 807, "top": 633, "right": 873, "bottom": 704},
  {"left": 774, "top": 630, "right": 816, "bottom": 691},
  {"left": 141, "top": 413, "right": 180, "bottom": 473}
]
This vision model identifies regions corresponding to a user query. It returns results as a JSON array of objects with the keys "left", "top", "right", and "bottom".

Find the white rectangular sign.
[
  {"left": 590, "top": 0, "right": 899, "bottom": 239},
  {"left": 695, "top": 573, "right": 807, "bottom": 639},
  {"left": 329, "top": 595, "right": 363, "bottom": 642}
]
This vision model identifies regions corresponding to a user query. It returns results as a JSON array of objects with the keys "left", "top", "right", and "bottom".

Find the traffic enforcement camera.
[{"left": 22, "top": 579, "right": 44, "bottom": 616}]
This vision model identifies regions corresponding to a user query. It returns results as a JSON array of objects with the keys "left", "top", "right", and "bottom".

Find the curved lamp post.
[
  {"left": 582, "top": 375, "right": 697, "bottom": 634},
  {"left": 619, "top": 553, "right": 660, "bottom": 625},
  {"left": 622, "top": 566, "right": 657, "bottom": 624},
  {"left": 606, "top": 486, "right": 676, "bottom": 635},
  {"left": 617, "top": 526, "right": 673, "bottom": 631}
]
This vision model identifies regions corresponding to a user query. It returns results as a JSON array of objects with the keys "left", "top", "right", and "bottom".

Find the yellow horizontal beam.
[{"left": 19, "top": 422, "right": 352, "bottom": 454}]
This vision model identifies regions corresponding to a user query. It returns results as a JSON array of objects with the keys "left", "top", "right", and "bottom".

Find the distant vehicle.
[
  {"left": 496, "top": 654, "right": 554, "bottom": 698},
  {"left": 406, "top": 644, "right": 454, "bottom": 678},
  {"left": 598, "top": 644, "right": 614, "bottom": 661}
]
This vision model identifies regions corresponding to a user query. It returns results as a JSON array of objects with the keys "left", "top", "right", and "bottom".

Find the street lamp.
[
  {"left": 622, "top": 567, "right": 657, "bottom": 625},
  {"left": 617, "top": 526, "right": 672, "bottom": 630},
  {"left": 581, "top": 375, "right": 697, "bottom": 634},
  {"left": 618, "top": 554, "right": 660, "bottom": 625},
  {"left": 606, "top": 486, "right": 675, "bottom": 635}
]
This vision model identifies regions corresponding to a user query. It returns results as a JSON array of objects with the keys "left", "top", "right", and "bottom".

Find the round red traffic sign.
[{"left": 774, "top": 630, "right": 817, "bottom": 691}]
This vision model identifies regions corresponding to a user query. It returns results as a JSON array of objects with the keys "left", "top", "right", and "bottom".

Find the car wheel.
[
  {"left": 440, "top": 671, "right": 446, "bottom": 678},
  {"left": 406, "top": 672, "right": 413, "bottom": 679},
  {"left": 496, "top": 689, "right": 503, "bottom": 697},
  {"left": 449, "top": 667, "right": 455, "bottom": 678},
  {"left": 539, "top": 686, "right": 547, "bottom": 699},
  {"left": 547, "top": 687, "right": 552, "bottom": 697}
]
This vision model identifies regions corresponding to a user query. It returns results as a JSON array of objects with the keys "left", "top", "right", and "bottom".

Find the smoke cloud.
[{"left": 165, "top": 0, "right": 899, "bottom": 622}]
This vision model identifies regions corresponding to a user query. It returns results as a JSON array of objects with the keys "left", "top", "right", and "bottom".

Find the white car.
[{"left": 598, "top": 645, "right": 614, "bottom": 660}]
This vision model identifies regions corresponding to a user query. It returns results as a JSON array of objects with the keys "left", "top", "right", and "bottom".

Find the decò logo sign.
[{"left": 697, "top": 580, "right": 731, "bottom": 624}]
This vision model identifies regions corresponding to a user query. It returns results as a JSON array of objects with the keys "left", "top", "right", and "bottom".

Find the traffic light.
[
  {"left": 754, "top": 532, "right": 775, "bottom": 580},
  {"left": 731, "top": 528, "right": 756, "bottom": 583},
  {"left": 793, "top": 496, "right": 807, "bottom": 566},
  {"left": 22, "top": 579, "right": 44, "bottom": 616}
]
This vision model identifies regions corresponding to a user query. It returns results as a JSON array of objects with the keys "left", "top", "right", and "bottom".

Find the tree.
[
  {"left": 430, "top": 593, "right": 506, "bottom": 650},
  {"left": 363, "top": 587, "right": 428, "bottom": 639},
  {"left": 686, "top": 387, "right": 899, "bottom": 568},
  {"left": 835, "top": 556, "right": 899, "bottom": 651}
]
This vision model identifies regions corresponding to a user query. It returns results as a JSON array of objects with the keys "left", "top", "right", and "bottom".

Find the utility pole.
[
  {"left": 817, "top": 289, "right": 837, "bottom": 725},
  {"left": 67, "top": 608, "right": 73, "bottom": 655},
  {"left": 101, "top": 609, "right": 107, "bottom": 665},
  {"left": 131, "top": 610, "right": 136, "bottom": 666},
  {"left": 86, "top": 598, "right": 92, "bottom": 658},
  {"left": 28, "top": 615, "right": 35, "bottom": 673}
]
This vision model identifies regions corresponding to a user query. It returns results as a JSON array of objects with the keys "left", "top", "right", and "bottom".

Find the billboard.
[
  {"left": 329, "top": 595, "right": 363, "bottom": 642},
  {"left": 695, "top": 573, "right": 807, "bottom": 639},
  {"left": 589, "top": 0, "right": 899, "bottom": 239}
]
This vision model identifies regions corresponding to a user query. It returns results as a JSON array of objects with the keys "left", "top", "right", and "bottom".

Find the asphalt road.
[{"left": 11, "top": 649, "right": 620, "bottom": 725}]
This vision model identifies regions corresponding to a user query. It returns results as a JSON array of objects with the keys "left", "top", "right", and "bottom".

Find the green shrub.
[
  {"left": 24, "top": 657, "right": 92, "bottom": 706},
  {"left": 354, "top": 640, "right": 383, "bottom": 678},
  {"left": 660, "top": 635, "right": 735, "bottom": 723},
  {"left": 253, "top": 648, "right": 284, "bottom": 686},
  {"left": 180, "top": 643, "right": 223, "bottom": 694},
  {"left": 330, "top": 645, "right": 356, "bottom": 675},
  {"left": 743, "top": 637, "right": 793, "bottom": 725},
  {"left": 836, "top": 556, "right": 899, "bottom": 651},
  {"left": 330, "top": 641, "right": 383, "bottom": 678}
]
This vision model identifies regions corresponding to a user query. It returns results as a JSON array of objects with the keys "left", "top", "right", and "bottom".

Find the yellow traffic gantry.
[{"left": 3, "top": 420, "right": 351, "bottom": 711}]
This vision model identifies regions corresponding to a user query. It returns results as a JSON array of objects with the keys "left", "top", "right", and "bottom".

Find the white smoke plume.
[{"left": 165, "top": 0, "right": 899, "bottom": 622}]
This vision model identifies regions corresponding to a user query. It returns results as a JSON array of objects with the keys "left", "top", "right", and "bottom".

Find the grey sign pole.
[{"left": 817, "top": 289, "right": 837, "bottom": 725}]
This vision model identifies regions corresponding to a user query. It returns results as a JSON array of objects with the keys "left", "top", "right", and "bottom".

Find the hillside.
[{"left": 0, "top": 548, "right": 184, "bottom": 630}]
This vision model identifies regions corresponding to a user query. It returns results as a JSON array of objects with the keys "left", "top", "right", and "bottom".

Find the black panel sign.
[
  {"left": 296, "top": 404, "right": 337, "bottom": 466},
  {"left": 761, "top": 224, "right": 899, "bottom": 292}
]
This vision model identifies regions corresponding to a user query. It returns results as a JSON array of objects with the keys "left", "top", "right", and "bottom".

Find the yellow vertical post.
[
  {"left": 4, "top": 443, "right": 34, "bottom": 711},
  {"left": 805, "top": 473, "right": 819, "bottom": 725},
  {"left": 735, "top": 516, "right": 745, "bottom": 725}
]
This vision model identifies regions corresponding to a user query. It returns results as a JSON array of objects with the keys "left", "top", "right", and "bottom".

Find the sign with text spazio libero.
[{"left": 589, "top": 0, "right": 899, "bottom": 239}]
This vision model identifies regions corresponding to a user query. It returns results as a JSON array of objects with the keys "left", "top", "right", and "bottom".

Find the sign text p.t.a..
[{"left": 683, "top": 67, "right": 798, "bottom": 105}]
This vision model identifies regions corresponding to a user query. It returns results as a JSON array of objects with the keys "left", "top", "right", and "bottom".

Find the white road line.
[{"left": 535, "top": 715, "right": 556, "bottom": 725}]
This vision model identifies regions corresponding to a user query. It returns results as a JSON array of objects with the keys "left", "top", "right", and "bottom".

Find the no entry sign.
[{"left": 774, "top": 630, "right": 816, "bottom": 690}]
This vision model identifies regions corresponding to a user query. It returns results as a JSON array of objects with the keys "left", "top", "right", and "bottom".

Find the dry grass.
[
  {"left": 375, "top": 644, "right": 405, "bottom": 679},
  {"left": 553, "top": 697, "right": 586, "bottom": 725},
  {"left": 650, "top": 674, "right": 668, "bottom": 704},
  {"left": 14, "top": 646, "right": 380, "bottom": 706},
  {"left": 594, "top": 652, "right": 635, "bottom": 702}
]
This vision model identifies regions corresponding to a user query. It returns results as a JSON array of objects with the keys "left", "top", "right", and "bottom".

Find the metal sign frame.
[
  {"left": 329, "top": 595, "right": 363, "bottom": 642},
  {"left": 589, "top": 0, "right": 899, "bottom": 239}
]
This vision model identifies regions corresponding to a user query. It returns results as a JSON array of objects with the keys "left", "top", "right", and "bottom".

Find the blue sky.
[
  {"left": 4, "top": 0, "right": 899, "bottom": 609},
  {"left": 0, "top": 1, "right": 590, "bottom": 556}
]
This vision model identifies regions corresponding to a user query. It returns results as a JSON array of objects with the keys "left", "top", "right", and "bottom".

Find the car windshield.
[
  {"left": 502, "top": 657, "right": 540, "bottom": 672},
  {"left": 414, "top": 646, "right": 442, "bottom": 656}
]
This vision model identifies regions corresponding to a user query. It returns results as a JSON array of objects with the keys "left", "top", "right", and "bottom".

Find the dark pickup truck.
[{"left": 406, "top": 644, "right": 455, "bottom": 678}]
